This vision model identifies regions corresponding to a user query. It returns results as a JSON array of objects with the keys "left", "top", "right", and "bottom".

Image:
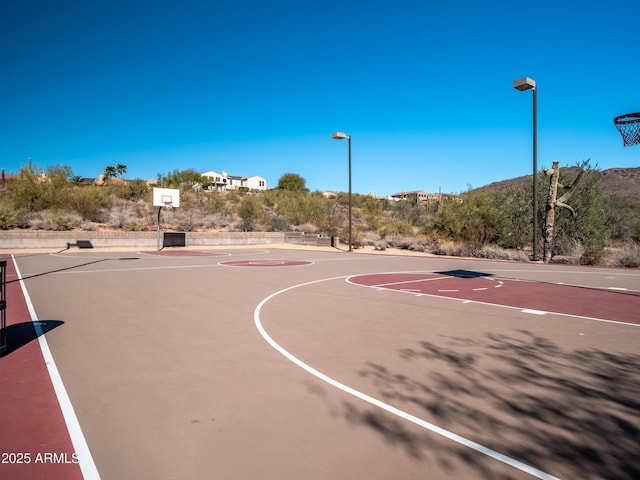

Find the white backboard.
[{"left": 153, "top": 187, "right": 180, "bottom": 207}]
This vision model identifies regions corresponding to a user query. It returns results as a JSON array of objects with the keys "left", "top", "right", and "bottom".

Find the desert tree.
[
  {"left": 116, "top": 163, "right": 127, "bottom": 179},
  {"left": 277, "top": 173, "right": 307, "bottom": 192},
  {"left": 103, "top": 165, "right": 117, "bottom": 182}
]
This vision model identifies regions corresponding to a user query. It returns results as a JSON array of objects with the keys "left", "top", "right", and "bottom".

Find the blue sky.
[{"left": 1, "top": 0, "right": 638, "bottom": 196}]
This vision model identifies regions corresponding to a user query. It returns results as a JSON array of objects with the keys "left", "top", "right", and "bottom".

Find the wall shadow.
[{"left": 0, "top": 320, "right": 64, "bottom": 357}]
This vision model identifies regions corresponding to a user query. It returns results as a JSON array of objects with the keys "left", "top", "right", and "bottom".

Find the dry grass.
[
  {"left": 476, "top": 245, "right": 530, "bottom": 262},
  {"left": 605, "top": 242, "right": 640, "bottom": 268},
  {"left": 363, "top": 235, "right": 530, "bottom": 262}
]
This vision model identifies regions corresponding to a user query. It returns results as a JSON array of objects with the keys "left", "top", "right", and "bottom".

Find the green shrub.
[
  {"left": 379, "top": 220, "right": 414, "bottom": 238},
  {"left": 204, "top": 192, "right": 226, "bottom": 213},
  {"left": 47, "top": 212, "right": 76, "bottom": 231},
  {"left": 111, "top": 179, "right": 149, "bottom": 201},
  {"left": 237, "top": 194, "right": 262, "bottom": 231},
  {"left": 9, "top": 169, "right": 56, "bottom": 211},
  {"left": 123, "top": 223, "right": 141, "bottom": 231},
  {"left": 274, "top": 190, "right": 324, "bottom": 226},
  {"left": 0, "top": 203, "right": 16, "bottom": 229},
  {"left": 62, "top": 186, "right": 111, "bottom": 222}
]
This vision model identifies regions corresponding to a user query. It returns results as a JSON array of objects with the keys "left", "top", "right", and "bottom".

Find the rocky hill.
[
  {"left": 479, "top": 167, "right": 639, "bottom": 202},
  {"left": 600, "top": 167, "right": 640, "bottom": 200}
]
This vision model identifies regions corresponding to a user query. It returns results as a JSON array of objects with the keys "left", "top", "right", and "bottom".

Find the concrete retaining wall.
[{"left": 0, "top": 230, "right": 334, "bottom": 250}]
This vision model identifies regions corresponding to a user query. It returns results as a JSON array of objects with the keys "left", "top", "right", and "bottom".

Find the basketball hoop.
[
  {"left": 613, "top": 112, "right": 640, "bottom": 147},
  {"left": 153, "top": 188, "right": 180, "bottom": 251}
]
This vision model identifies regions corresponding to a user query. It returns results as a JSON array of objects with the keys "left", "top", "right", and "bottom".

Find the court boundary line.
[
  {"left": 218, "top": 259, "right": 315, "bottom": 267},
  {"left": 254, "top": 275, "right": 560, "bottom": 480},
  {"left": 136, "top": 250, "right": 232, "bottom": 257},
  {"left": 12, "top": 255, "right": 101, "bottom": 480},
  {"left": 47, "top": 248, "right": 273, "bottom": 260}
]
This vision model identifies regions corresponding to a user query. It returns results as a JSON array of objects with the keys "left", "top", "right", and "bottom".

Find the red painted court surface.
[
  {"left": 0, "top": 247, "right": 639, "bottom": 480},
  {"left": 348, "top": 272, "right": 640, "bottom": 324},
  {"left": 0, "top": 256, "right": 84, "bottom": 480}
]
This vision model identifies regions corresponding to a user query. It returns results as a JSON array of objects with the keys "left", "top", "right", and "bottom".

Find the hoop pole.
[
  {"left": 532, "top": 86, "right": 538, "bottom": 261},
  {"left": 348, "top": 134, "right": 352, "bottom": 253},
  {"left": 157, "top": 207, "right": 162, "bottom": 251},
  {"left": 0, "top": 260, "right": 6, "bottom": 355}
]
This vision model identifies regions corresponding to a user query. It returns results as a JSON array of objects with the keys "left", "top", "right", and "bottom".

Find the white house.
[
  {"left": 201, "top": 170, "right": 267, "bottom": 191},
  {"left": 388, "top": 190, "right": 454, "bottom": 203}
]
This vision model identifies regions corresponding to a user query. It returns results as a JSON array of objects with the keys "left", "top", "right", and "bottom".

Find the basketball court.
[{"left": 1, "top": 246, "right": 639, "bottom": 480}]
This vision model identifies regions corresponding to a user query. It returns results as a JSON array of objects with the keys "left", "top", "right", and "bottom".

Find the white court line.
[
  {"left": 254, "top": 276, "right": 561, "bottom": 480},
  {"left": 22, "top": 263, "right": 223, "bottom": 276},
  {"left": 481, "top": 268, "right": 640, "bottom": 278},
  {"left": 48, "top": 248, "right": 270, "bottom": 260},
  {"left": 12, "top": 255, "right": 101, "bottom": 480},
  {"left": 368, "top": 274, "right": 503, "bottom": 292},
  {"left": 219, "top": 260, "right": 315, "bottom": 267},
  {"left": 481, "top": 269, "right": 640, "bottom": 293},
  {"left": 135, "top": 250, "right": 232, "bottom": 258}
]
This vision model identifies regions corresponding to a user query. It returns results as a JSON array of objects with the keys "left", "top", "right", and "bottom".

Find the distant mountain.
[{"left": 478, "top": 167, "right": 640, "bottom": 202}]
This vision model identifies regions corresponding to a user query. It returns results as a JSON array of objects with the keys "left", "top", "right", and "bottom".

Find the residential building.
[
  {"left": 201, "top": 170, "right": 267, "bottom": 191},
  {"left": 389, "top": 190, "right": 448, "bottom": 203}
]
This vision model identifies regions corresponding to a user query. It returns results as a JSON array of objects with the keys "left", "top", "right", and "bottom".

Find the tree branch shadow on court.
[
  {"left": 308, "top": 330, "right": 639, "bottom": 480},
  {"left": 0, "top": 320, "right": 64, "bottom": 357}
]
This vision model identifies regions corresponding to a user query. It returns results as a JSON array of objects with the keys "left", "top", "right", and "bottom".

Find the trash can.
[
  {"left": 163, "top": 232, "right": 186, "bottom": 247},
  {"left": 331, "top": 236, "right": 339, "bottom": 248}
]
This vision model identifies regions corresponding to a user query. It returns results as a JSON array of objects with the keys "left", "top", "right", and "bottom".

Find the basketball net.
[{"left": 614, "top": 112, "right": 640, "bottom": 147}]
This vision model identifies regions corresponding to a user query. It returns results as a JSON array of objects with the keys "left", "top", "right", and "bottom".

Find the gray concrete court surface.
[{"left": 8, "top": 246, "right": 640, "bottom": 479}]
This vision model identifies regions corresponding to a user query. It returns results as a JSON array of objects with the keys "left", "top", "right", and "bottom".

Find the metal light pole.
[
  {"left": 513, "top": 77, "right": 538, "bottom": 261},
  {"left": 331, "top": 131, "right": 352, "bottom": 252}
]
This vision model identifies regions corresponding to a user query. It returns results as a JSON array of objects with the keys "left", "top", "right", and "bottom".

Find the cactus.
[{"left": 543, "top": 161, "right": 586, "bottom": 263}]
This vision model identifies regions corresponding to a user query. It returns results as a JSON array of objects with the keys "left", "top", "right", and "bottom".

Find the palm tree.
[
  {"left": 116, "top": 163, "right": 127, "bottom": 180},
  {"left": 104, "top": 165, "right": 117, "bottom": 182}
]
